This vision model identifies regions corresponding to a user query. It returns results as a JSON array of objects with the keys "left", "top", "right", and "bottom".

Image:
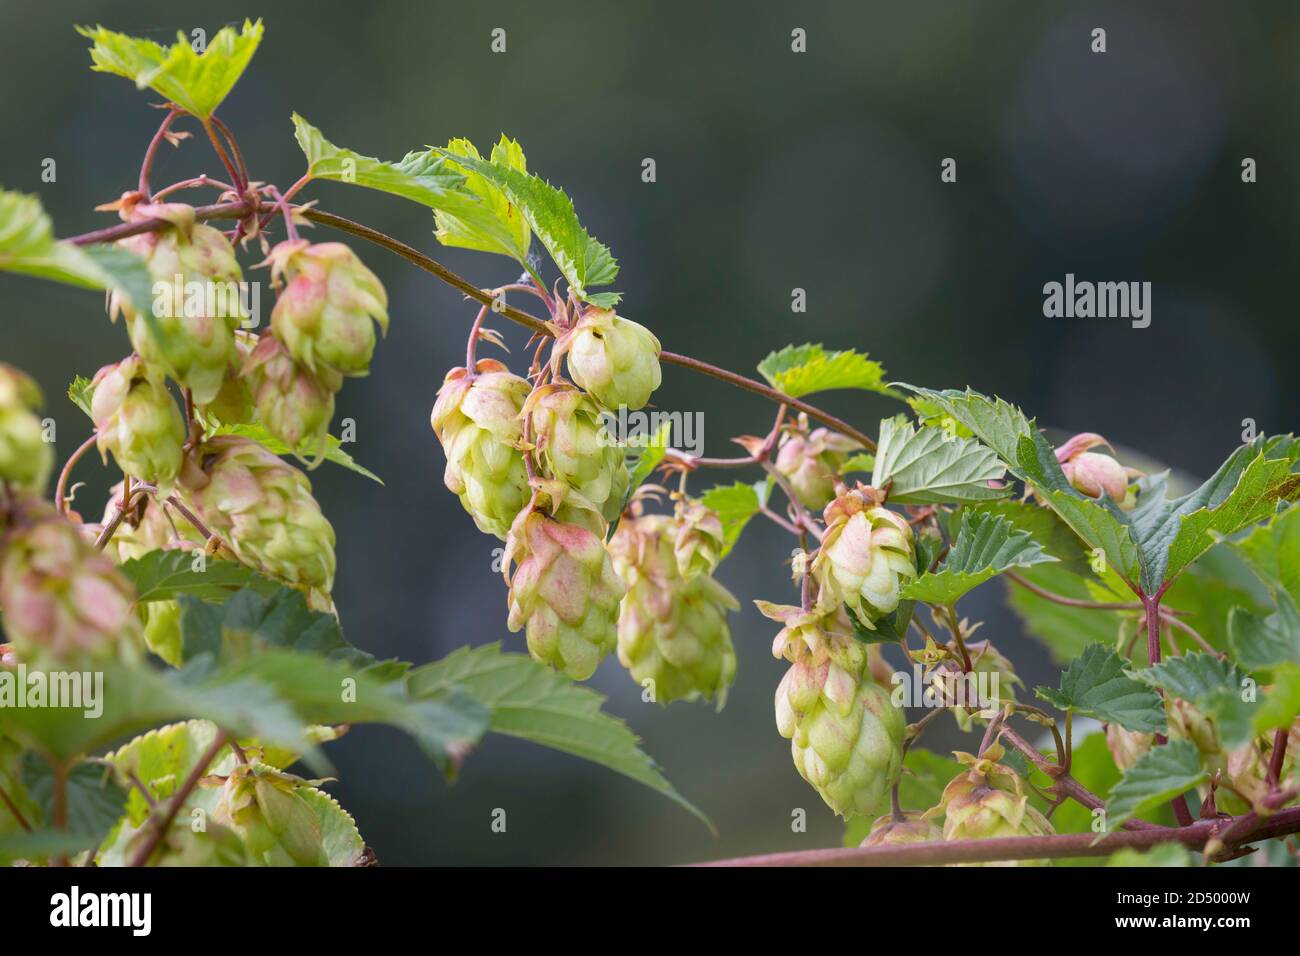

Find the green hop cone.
[
  {"left": 1105, "top": 722, "right": 1153, "bottom": 773},
  {"left": 672, "top": 497, "right": 725, "bottom": 579},
  {"left": 181, "top": 435, "right": 336, "bottom": 591},
  {"left": 113, "top": 202, "right": 245, "bottom": 405},
  {"left": 524, "top": 382, "right": 628, "bottom": 524},
  {"left": 504, "top": 499, "right": 624, "bottom": 680},
  {"left": 198, "top": 331, "right": 257, "bottom": 427},
  {"left": 812, "top": 486, "right": 916, "bottom": 624},
  {"left": 609, "top": 513, "right": 738, "bottom": 707},
  {"left": 760, "top": 601, "right": 905, "bottom": 818},
  {"left": 560, "top": 307, "right": 662, "bottom": 411},
  {"left": 0, "top": 500, "right": 140, "bottom": 660},
  {"left": 925, "top": 744, "right": 1055, "bottom": 866},
  {"left": 212, "top": 763, "right": 329, "bottom": 867},
  {"left": 243, "top": 332, "right": 340, "bottom": 458},
  {"left": 430, "top": 359, "right": 531, "bottom": 539},
  {"left": 90, "top": 355, "right": 186, "bottom": 486},
  {"left": 1167, "top": 697, "right": 1226, "bottom": 774},
  {"left": 774, "top": 417, "right": 864, "bottom": 510},
  {"left": 860, "top": 812, "right": 943, "bottom": 847},
  {"left": 266, "top": 239, "right": 389, "bottom": 377},
  {"left": 0, "top": 363, "right": 52, "bottom": 493}
]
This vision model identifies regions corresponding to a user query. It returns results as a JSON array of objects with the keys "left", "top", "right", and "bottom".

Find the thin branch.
[
  {"left": 128, "top": 729, "right": 230, "bottom": 867},
  {"left": 55, "top": 433, "right": 98, "bottom": 514},
  {"left": 138, "top": 109, "right": 179, "bottom": 196},
  {"left": 1004, "top": 571, "right": 1143, "bottom": 611},
  {"left": 0, "top": 780, "right": 31, "bottom": 832}
]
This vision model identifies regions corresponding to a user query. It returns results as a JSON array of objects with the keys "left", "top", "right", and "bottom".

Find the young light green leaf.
[
  {"left": 902, "top": 511, "right": 1057, "bottom": 606},
  {"left": 433, "top": 136, "right": 532, "bottom": 264},
  {"left": 119, "top": 550, "right": 266, "bottom": 603},
  {"left": 871, "top": 416, "right": 1008, "bottom": 505},
  {"left": 758, "top": 344, "right": 893, "bottom": 399},
  {"left": 107, "top": 720, "right": 224, "bottom": 827},
  {"left": 1034, "top": 643, "right": 1165, "bottom": 733},
  {"left": 1229, "top": 592, "right": 1300, "bottom": 671},
  {"left": 68, "top": 375, "right": 94, "bottom": 418},
  {"left": 409, "top": 644, "right": 710, "bottom": 829},
  {"left": 434, "top": 149, "right": 619, "bottom": 302},
  {"left": 299, "top": 788, "right": 366, "bottom": 866},
  {"left": 77, "top": 20, "right": 263, "bottom": 119},
  {"left": 699, "top": 480, "right": 765, "bottom": 558},
  {"left": 214, "top": 422, "right": 382, "bottom": 484},
  {"left": 1106, "top": 740, "right": 1205, "bottom": 828}
]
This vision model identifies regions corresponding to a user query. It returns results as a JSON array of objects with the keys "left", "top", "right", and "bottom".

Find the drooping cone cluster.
[
  {"left": 609, "top": 513, "right": 738, "bottom": 707},
  {"left": 774, "top": 416, "right": 864, "bottom": 510},
  {"left": 211, "top": 763, "right": 329, "bottom": 867},
  {"left": 559, "top": 307, "right": 662, "bottom": 411},
  {"left": 243, "top": 332, "right": 340, "bottom": 457},
  {"left": 0, "top": 501, "right": 139, "bottom": 660},
  {"left": 431, "top": 359, "right": 531, "bottom": 539},
  {"left": 504, "top": 495, "right": 625, "bottom": 680},
  {"left": 0, "top": 363, "right": 52, "bottom": 494},
  {"left": 525, "top": 383, "right": 628, "bottom": 524},
  {"left": 113, "top": 200, "right": 245, "bottom": 406},
  {"left": 761, "top": 602, "right": 905, "bottom": 818},
  {"left": 812, "top": 485, "right": 916, "bottom": 624},
  {"left": 90, "top": 355, "right": 186, "bottom": 486},
  {"left": 1054, "top": 432, "right": 1137, "bottom": 509},
  {"left": 181, "top": 435, "right": 335, "bottom": 592},
  {"left": 925, "top": 745, "right": 1055, "bottom": 866},
  {"left": 859, "top": 812, "right": 943, "bottom": 848},
  {"left": 672, "top": 497, "right": 725, "bottom": 579},
  {"left": 266, "top": 239, "right": 389, "bottom": 378}
]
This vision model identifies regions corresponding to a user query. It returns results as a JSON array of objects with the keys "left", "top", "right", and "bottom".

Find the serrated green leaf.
[
  {"left": 107, "top": 720, "right": 223, "bottom": 828},
  {"left": 1034, "top": 643, "right": 1165, "bottom": 733},
  {"left": 299, "top": 787, "right": 366, "bottom": 866},
  {"left": 21, "top": 754, "right": 127, "bottom": 841},
  {"left": 433, "top": 136, "right": 532, "bottom": 264},
  {"left": 0, "top": 830, "right": 101, "bottom": 865},
  {"left": 119, "top": 549, "right": 265, "bottom": 603},
  {"left": 757, "top": 344, "right": 893, "bottom": 399},
  {"left": 1254, "top": 664, "right": 1300, "bottom": 734},
  {"left": 408, "top": 643, "right": 710, "bottom": 830},
  {"left": 1106, "top": 740, "right": 1205, "bottom": 828},
  {"left": 214, "top": 422, "right": 382, "bottom": 484},
  {"left": 871, "top": 416, "right": 1008, "bottom": 505},
  {"left": 896, "top": 385, "right": 1034, "bottom": 468},
  {"left": 1135, "top": 653, "right": 1255, "bottom": 748},
  {"left": 903, "top": 511, "right": 1057, "bottom": 605},
  {"left": 68, "top": 375, "right": 94, "bottom": 418},
  {"left": 1231, "top": 503, "right": 1300, "bottom": 605},
  {"left": 1229, "top": 593, "right": 1300, "bottom": 671},
  {"left": 434, "top": 149, "right": 618, "bottom": 302},
  {"left": 77, "top": 20, "right": 263, "bottom": 119},
  {"left": 699, "top": 481, "right": 763, "bottom": 558}
]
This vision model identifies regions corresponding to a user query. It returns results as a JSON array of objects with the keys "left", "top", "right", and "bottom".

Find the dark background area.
[{"left": 1, "top": 1, "right": 1296, "bottom": 864}]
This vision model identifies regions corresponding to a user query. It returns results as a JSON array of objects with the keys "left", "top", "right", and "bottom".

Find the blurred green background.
[{"left": 1, "top": 0, "right": 1297, "bottom": 864}]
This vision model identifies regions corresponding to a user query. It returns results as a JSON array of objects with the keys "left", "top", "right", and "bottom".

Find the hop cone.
[
  {"left": 860, "top": 813, "right": 943, "bottom": 847},
  {"left": 0, "top": 363, "right": 52, "bottom": 493},
  {"left": 182, "top": 436, "right": 335, "bottom": 591},
  {"left": 761, "top": 602, "right": 905, "bottom": 818},
  {"left": 926, "top": 745, "right": 1055, "bottom": 866},
  {"left": 672, "top": 498, "right": 725, "bottom": 579},
  {"left": 812, "top": 487, "right": 916, "bottom": 624},
  {"left": 90, "top": 355, "right": 186, "bottom": 485},
  {"left": 774, "top": 419, "right": 863, "bottom": 510},
  {"left": 243, "top": 332, "right": 340, "bottom": 456},
  {"left": 430, "top": 359, "right": 530, "bottom": 539},
  {"left": 525, "top": 382, "right": 628, "bottom": 523},
  {"left": 561, "top": 307, "right": 662, "bottom": 411},
  {"left": 1054, "top": 433, "right": 1135, "bottom": 507},
  {"left": 0, "top": 502, "right": 139, "bottom": 659},
  {"left": 1105, "top": 723, "right": 1153, "bottom": 773},
  {"left": 212, "top": 764, "right": 329, "bottom": 867},
  {"left": 504, "top": 503, "right": 624, "bottom": 680},
  {"left": 115, "top": 207, "right": 245, "bottom": 405},
  {"left": 266, "top": 240, "right": 389, "bottom": 377},
  {"left": 609, "top": 514, "right": 738, "bottom": 707}
]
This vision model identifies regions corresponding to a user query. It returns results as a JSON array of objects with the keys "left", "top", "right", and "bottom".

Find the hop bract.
[
  {"left": 244, "top": 332, "right": 340, "bottom": 457},
  {"left": 182, "top": 435, "right": 336, "bottom": 591},
  {"left": 90, "top": 355, "right": 186, "bottom": 485},
  {"left": 525, "top": 382, "right": 628, "bottom": 524},
  {"left": 1054, "top": 432, "right": 1134, "bottom": 507},
  {"left": 609, "top": 514, "right": 738, "bottom": 707},
  {"left": 266, "top": 239, "right": 389, "bottom": 378},
  {"left": 504, "top": 502, "right": 624, "bottom": 680},
  {"left": 812, "top": 486, "right": 916, "bottom": 624},
  {"left": 672, "top": 498, "right": 725, "bottom": 579},
  {"left": 0, "top": 363, "right": 53, "bottom": 493},
  {"left": 0, "top": 502, "right": 139, "bottom": 660},
  {"left": 761, "top": 602, "right": 905, "bottom": 818},
  {"left": 561, "top": 307, "right": 662, "bottom": 411},
  {"left": 212, "top": 763, "right": 329, "bottom": 867},
  {"left": 774, "top": 419, "right": 863, "bottom": 510},
  {"left": 860, "top": 813, "right": 943, "bottom": 847},
  {"left": 430, "top": 359, "right": 531, "bottom": 539},
  {"left": 114, "top": 204, "right": 245, "bottom": 406}
]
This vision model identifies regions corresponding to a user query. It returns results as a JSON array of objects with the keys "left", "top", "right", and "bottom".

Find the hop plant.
[
  {"left": 812, "top": 486, "right": 916, "bottom": 624},
  {"left": 211, "top": 763, "right": 329, "bottom": 867},
  {"left": 928, "top": 638, "right": 1023, "bottom": 731},
  {"left": 504, "top": 498, "right": 625, "bottom": 679},
  {"left": 90, "top": 355, "right": 187, "bottom": 485},
  {"left": 0, "top": 363, "right": 52, "bottom": 493},
  {"left": 0, "top": 501, "right": 139, "bottom": 659},
  {"left": 266, "top": 239, "right": 389, "bottom": 378},
  {"left": 609, "top": 513, "right": 738, "bottom": 706},
  {"left": 524, "top": 382, "right": 629, "bottom": 523},
  {"left": 244, "top": 332, "right": 341, "bottom": 457},
  {"left": 181, "top": 435, "right": 336, "bottom": 591},
  {"left": 925, "top": 745, "right": 1055, "bottom": 866},
  {"left": 430, "top": 359, "right": 531, "bottom": 539},
  {"left": 558, "top": 307, "right": 662, "bottom": 411},
  {"left": 860, "top": 812, "right": 943, "bottom": 847},
  {"left": 672, "top": 497, "right": 725, "bottom": 579},
  {"left": 774, "top": 416, "right": 864, "bottom": 510},
  {"left": 760, "top": 601, "right": 905, "bottom": 818},
  {"left": 113, "top": 201, "right": 245, "bottom": 406}
]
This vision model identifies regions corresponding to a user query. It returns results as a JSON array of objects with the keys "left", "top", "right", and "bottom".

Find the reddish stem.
[
  {"left": 138, "top": 109, "right": 179, "bottom": 196},
  {"left": 54, "top": 433, "right": 99, "bottom": 514},
  {"left": 128, "top": 729, "right": 230, "bottom": 867}
]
